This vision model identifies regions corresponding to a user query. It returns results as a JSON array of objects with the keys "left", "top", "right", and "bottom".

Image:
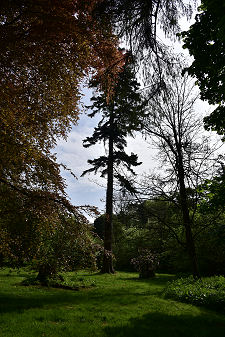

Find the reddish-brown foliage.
[{"left": 0, "top": 0, "right": 123, "bottom": 198}]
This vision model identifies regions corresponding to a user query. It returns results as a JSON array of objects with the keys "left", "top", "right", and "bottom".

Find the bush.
[
  {"left": 164, "top": 275, "right": 225, "bottom": 311},
  {"left": 30, "top": 215, "right": 101, "bottom": 284},
  {"left": 131, "top": 250, "right": 159, "bottom": 278}
]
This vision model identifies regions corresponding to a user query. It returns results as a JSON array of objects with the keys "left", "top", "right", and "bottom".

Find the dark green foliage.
[
  {"left": 196, "top": 222, "right": 225, "bottom": 276},
  {"left": 112, "top": 196, "right": 225, "bottom": 276},
  {"left": 204, "top": 106, "right": 225, "bottom": 140},
  {"left": 82, "top": 61, "right": 146, "bottom": 191},
  {"left": 182, "top": 0, "right": 225, "bottom": 138},
  {"left": 164, "top": 275, "right": 225, "bottom": 311},
  {"left": 198, "top": 164, "right": 225, "bottom": 212},
  {"left": 93, "top": 214, "right": 123, "bottom": 241},
  {"left": 109, "top": 200, "right": 184, "bottom": 272}
]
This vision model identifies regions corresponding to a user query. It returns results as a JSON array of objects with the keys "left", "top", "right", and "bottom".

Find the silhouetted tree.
[{"left": 82, "top": 60, "right": 146, "bottom": 273}]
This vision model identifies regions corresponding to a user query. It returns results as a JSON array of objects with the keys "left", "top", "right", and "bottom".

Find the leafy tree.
[
  {"left": 82, "top": 61, "right": 146, "bottom": 273},
  {"left": 0, "top": 0, "right": 124, "bottom": 211},
  {"left": 0, "top": 0, "right": 124, "bottom": 266},
  {"left": 196, "top": 217, "right": 225, "bottom": 275},
  {"left": 182, "top": 0, "right": 225, "bottom": 139},
  {"left": 113, "top": 192, "right": 225, "bottom": 275},
  {"left": 113, "top": 196, "right": 187, "bottom": 273},
  {"left": 0, "top": 184, "right": 98, "bottom": 283},
  {"left": 34, "top": 215, "right": 99, "bottom": 285}
]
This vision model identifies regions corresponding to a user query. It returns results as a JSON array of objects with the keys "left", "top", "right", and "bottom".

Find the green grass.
[{"left": 1, "top": 269, "right": 225, "bottom": 337}]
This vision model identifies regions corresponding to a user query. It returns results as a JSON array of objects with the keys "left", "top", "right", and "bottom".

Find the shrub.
[
  {"left": 31, "top": 216, "right": 101, "bottom": 285},
  {"left": 131, "top": 249, "right": 159, "bottom": 278}
]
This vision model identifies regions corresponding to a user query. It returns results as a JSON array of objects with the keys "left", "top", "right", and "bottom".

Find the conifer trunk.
[{"left": 101, "top": 110, "right": 115, "bottom": 273}]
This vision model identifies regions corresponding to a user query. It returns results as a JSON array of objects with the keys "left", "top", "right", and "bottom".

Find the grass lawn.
[{"left": 1, "top": 269, "right": 225, "bottom": 337}]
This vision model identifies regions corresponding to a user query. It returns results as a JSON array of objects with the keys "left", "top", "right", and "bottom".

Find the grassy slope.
[{"left": 0, "top": 269, "right": 225, "bottom": 337}]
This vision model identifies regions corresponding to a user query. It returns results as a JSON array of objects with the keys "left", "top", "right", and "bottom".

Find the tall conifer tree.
[{"left": 82, "top": 60, "right": 146, "bottom": 273}]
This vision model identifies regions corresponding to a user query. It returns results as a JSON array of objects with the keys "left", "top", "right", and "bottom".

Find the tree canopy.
[
  {"left": 182, "top": 0, "right": 225, "bottom": 139},
  {"left": 0, "top": 0, "right": 123, "bottom": 212},
  {"left": 82, "top": 61, "right": 145, "bottom": 190},
  {"left": 93, "top": 0, "right": 195, "bottom": 92},
  {"left": 0, "top": 0, "right": 123, "bottom": 275}
]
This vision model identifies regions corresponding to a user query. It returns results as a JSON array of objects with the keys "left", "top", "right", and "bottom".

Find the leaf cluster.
[{"left": 182, "top": 0, "right": 225, "bottom": 138}]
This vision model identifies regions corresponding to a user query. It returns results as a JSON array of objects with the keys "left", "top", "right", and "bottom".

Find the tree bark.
[
  {"left": 101, "top": 110, "right": 115, "bottom": 273},
  {"left": 177, "top": 156, "right": 200, "bottom": 278}
]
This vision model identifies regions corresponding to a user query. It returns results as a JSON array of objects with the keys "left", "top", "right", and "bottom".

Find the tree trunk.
[
  {"left": 101, "top": 111, "right": 115, "bottom": 274},
  {"left": 36, "top": 265, "right": 50, "bottom": 285},
  {"left": 177, "top": 158, "right": 200, "bottom": 279}
]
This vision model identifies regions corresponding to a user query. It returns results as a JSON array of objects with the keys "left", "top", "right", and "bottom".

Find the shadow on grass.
[
  {"left": 104, "top": 311, "right": 225, "bottom": 337},
  {"left": 0, "top": 286, "right": 151, "bottom": 314},
  {"left": 0, "top": 292, "right": 83, "bottom": 314},
  {"left": 0, "top": 272, "right": 175, "bottom": 315},
  {"left": 117, "top": 274, "right": 175, "bottom": 286}
]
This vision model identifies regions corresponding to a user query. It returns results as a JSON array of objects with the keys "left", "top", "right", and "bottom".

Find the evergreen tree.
[{"left": 82, "top": 60, "right": 146, "bottom": 273}]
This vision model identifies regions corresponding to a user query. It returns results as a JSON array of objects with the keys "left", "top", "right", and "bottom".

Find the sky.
[{"left": 55, "top": 7, "right": 222, "bottom": 222}]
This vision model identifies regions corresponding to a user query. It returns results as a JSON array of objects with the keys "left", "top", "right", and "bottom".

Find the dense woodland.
[{"left": 0, "top": 0, "right": 225, "bottom": 285}]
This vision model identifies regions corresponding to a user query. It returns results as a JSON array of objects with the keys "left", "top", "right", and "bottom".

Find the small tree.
[
  {"left": 0, "top": 183, "right": 98, "bottom": 284},
  {"left": 34, "top": 215, "right": 98, "bottom": 285},
  {"left": 82, "top": 60, "right": 146, "bottom": 273}
]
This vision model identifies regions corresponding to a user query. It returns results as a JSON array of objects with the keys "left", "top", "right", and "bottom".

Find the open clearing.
[{"left": 1, "top": 269, "right": 225, "bottom": 337}]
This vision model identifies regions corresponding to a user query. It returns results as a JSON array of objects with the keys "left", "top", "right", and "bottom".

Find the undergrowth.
[{"left": 164, "top": 275, "right": 225, "bottom": 311}]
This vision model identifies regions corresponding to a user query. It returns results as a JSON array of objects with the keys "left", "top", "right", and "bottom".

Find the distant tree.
[
  {"left": 182, "top": 0, "right": 225, "bottom": 139},
  {"left": 113, "top": 194, "right": 190, "bottom": 272},
  {"left": 82, "top": 60, "right": 146, "bottom": 273}
]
